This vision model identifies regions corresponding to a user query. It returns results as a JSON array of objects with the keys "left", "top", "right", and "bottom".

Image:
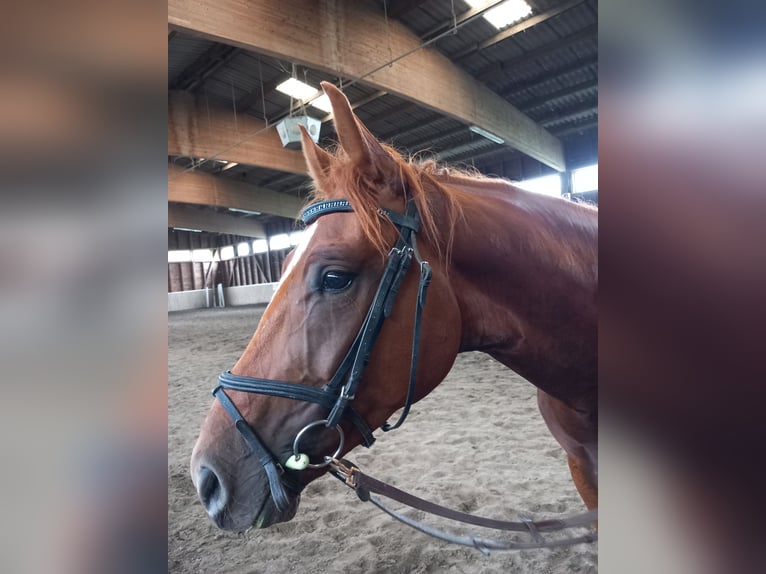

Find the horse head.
[{"left": 190, "top": 83, "right": 462, "bottom": 531}]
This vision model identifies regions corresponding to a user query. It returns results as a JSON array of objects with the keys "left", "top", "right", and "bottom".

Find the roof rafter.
[{"left": 169, "top": 163, "right": 304, "bottom": 219}]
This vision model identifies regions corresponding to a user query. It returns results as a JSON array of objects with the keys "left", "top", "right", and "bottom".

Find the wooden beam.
[
  {"left": 168, "top": 163, "right": 304, "bottom": 219},
  {"left": 169, "top": 203, "right": 267, "bottom": 237},
  {"left": 168, "top": 91, "right": 308, "bottom": 175},
  {"left": 452, "top": 0, "right": 585, "bottom": 61},
  {"left": 308, "top": 1, "right": 508, "bottom": 118},
  {"left": 168, "top": 0, "right": 565, "bottom": 170}
]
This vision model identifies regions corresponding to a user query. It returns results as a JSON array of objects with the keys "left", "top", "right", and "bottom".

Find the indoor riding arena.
[{"left": 168, "top": 1, "right": 598, "bottom": 572}]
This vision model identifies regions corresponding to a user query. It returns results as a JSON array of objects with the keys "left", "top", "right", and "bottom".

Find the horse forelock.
[{"left": 307, "top": 143, "right": 465, "bottom": 264}]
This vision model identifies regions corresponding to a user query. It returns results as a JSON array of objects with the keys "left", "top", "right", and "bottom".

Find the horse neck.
[{"left": 428, "top": 174, "right": 598, "bottom": 403}]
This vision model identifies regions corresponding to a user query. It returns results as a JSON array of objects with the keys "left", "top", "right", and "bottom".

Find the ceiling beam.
[
  {"left": 168, "top": 0, "right": 565, "bottom": 170},
  {"left": 308, "top": 1, "right": 508, "bottom": 118},
  {"left": 168, "top": 91, "right": 307, "bottom": 175},
  {"left": 169, "top": 203, "right": 267, "bottom": 237},
  {"left": 168, "top": 163, "right": 304, "bottom": 219},
  {"left": 476, "top": 23, "right": 597, "bottom": 82},
  {"left": 452, "top": 0, "right": 585, "bottom": 61}
]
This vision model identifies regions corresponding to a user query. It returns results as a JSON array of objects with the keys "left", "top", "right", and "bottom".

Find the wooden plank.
[
  {"left": 168, "top": 0, "right": 565, "bottom": 170},
  {"left": 168, "top": 163, "right": 304, "bottom": 219},
  {"left": 168, "top": 203, "right": 267, "bottom": 238},
  {"left": 168, "top": 91, "right": 308, "bottom": 175}
]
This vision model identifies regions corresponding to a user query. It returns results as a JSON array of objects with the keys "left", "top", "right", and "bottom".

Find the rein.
[
  {"left": 211, "top": 197, "right": 597, "bottom": 552},
  {"left": 329, "top": 458, "right": 597, "bottom": 554}
]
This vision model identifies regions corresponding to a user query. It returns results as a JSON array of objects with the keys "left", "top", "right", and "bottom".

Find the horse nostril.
[{"left": 197, "top": 466, "right": 224, "bottom": 514}]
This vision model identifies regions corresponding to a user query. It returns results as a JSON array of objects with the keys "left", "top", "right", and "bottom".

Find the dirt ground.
[{"left": 169, "top": 306, "right": 597, "bottom": 573}]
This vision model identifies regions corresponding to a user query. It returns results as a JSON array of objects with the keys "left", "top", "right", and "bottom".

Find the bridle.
[
  {"left": 213, "top": 197, "right": 432, "bottom": 513},
  {"left": 210, "top": 197, "right": 598, "bottom": 551}
]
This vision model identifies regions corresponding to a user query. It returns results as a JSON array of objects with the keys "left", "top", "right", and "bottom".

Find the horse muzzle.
[{"left": 192, "top": 456, "right": 301, "bottom": 531}]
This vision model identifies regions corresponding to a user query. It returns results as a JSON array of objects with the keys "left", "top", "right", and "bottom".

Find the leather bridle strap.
[
  {"left": 217, "top": 371, "right": 376, "bottom": 447},
  {"left": 213, "top": 386, "right": 291, "bottom": 512},
  {"left": 329, "top": 458, "right": 598, "bottom": 554},
  {"left": 382, "top": 233, "right": 431, "bottom": 431}
]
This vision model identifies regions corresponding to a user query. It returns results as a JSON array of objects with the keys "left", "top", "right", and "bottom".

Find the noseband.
[{"left": 213, "top": 198, "right": 432, "bottom": 512}]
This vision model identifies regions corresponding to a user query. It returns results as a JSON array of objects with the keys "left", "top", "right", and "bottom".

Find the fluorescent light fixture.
[
  {"left": 168, "top": 250, "right": 192, "bottom": 263},
  {"left": 220, "top": 245, "right": 235, "bottom": 261},
  {"left": 269, "top": 233, "right": 291, "bottom": 250},
  {"left": 237, "top": 242, "right": 251, "bottom": 256},
  {"left": 517, "top": 174, "right": 562, "bottom": 197},
  {"left": 572, "top": 164, "right": 598, "bottom": 193},
  {"left": 310, "top": 94, "right": 333, "bottom": 113},
  {"left": 466, "top": 0, "right": 532, "bottom": 30},
  {"left": 276, "top": 78, "right": 320, "bottom": 102},
  {"left": 252, "top": 239, "right": 268, "bottom": 254},
  {"left": 228, "top": 207, "right": 262, "bottom": 215},
  {"left": 173, "top": 227, "right": 202, "bottom": 233},
  {"left": 221, "top": 161, "right": 239, "bottom": 171},
  {"left": 192, "top": 248, "right": 216, "bottom": 262},
  {"left": 469, "top": 125, "right": 505, "bottom": 144}
]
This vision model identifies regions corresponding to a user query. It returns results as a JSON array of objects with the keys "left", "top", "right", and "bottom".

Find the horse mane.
[
  {"left": 307, "top": 143, "right": 469, "bottom": 262},
  {"left": 306, "top": 141, "right": 597, "bottom": 274}
]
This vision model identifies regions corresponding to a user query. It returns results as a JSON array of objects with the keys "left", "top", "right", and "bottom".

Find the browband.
[{"left": 301, "top": 199, "right": 420, "bottom": 232}]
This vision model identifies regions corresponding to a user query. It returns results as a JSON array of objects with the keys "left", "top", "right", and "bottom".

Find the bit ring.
[{"left": 292, "top": 419, "right": 345, "bottom": 469}]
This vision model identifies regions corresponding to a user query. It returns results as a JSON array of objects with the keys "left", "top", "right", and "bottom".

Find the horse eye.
[{"left": 321, "top": 271, "right": 355, "bottom": 292}]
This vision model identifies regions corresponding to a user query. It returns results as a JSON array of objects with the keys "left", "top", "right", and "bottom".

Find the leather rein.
[{"left": 212, "top": 198, "right": 597, "bottom": 552}]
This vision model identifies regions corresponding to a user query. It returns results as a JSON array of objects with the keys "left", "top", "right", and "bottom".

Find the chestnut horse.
[{"left": 191, "top": 82, "right": 597, "bottom": 532}]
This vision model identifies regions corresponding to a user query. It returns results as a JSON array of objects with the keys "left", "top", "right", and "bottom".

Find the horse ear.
[
  {"left": 299, "top": 125, "right": 334, "bottom": 186},
  {"left": 320, "top": 82, "right": 400, "bottom": 188}
]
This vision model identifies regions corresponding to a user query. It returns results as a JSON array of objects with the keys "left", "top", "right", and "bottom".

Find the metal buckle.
[{"left": 329, "top": 458, "right": 359, "bottom": 488}]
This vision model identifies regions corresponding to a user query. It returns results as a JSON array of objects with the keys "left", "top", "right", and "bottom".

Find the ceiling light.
[
  {"left": 469, "top": 125, "right": 505, "bottom": 144},
  {"left": 276, "top": 78, "right": 320, "bottom": 101},
  {"left": 466, "top": 0, "right": 532, "bottom": 30},
  {"left": 310, "top": 93, "right": 333, "bottom": 113},
  {"left": 228, "top": 207, "right": 262, "bottom": 215}
]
